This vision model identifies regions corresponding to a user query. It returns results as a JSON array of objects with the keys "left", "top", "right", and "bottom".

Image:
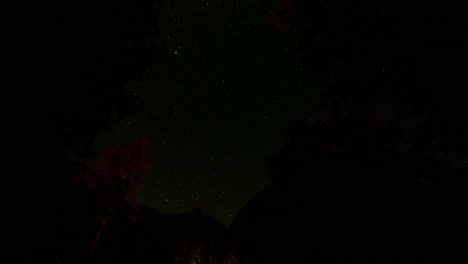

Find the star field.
[
  {"left": 6, "top": 0, "right": 468, "bottom": 262},
  {"left": 91, "top": 0, "right": 322, "bottom": 226}
]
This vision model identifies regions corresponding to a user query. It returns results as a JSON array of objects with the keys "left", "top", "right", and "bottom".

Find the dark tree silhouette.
[
  {"left": 67, "top": 136, "right": 151, "bottom": 259},
  {"left": 2, "top": 1, "right": 162, "bottom": 261},
  {"left": 231, "top": 106, "right": 467, "bottom": 262}
]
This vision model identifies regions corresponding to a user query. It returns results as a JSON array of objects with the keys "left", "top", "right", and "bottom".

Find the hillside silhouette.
[{"left": 230, "top": 111, "right": 468, "bottom": 262}]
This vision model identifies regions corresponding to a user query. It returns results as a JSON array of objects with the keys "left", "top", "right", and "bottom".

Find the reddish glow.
[
  {"left": 73, "top": 136, "right": 152, "bottom": 255},
  {"left": 89, "top": 216, "right": 108, "bottom": 256},
  {"left": 267, "top": 0, "right": 298, "bottom": 32},
  {"left": 74, "top": 136, "right": 152, "bottom": 207}
]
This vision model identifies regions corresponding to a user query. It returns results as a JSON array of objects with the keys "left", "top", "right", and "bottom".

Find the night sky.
[
  {"left": 88, "top": 0, "right": 319, "bottom": 226},
  {"left": 5, "top": 1, "right": 468, "bottom": 262},
  {"left": 42, "top": 0, "right": 468, "bottom": 227}
]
